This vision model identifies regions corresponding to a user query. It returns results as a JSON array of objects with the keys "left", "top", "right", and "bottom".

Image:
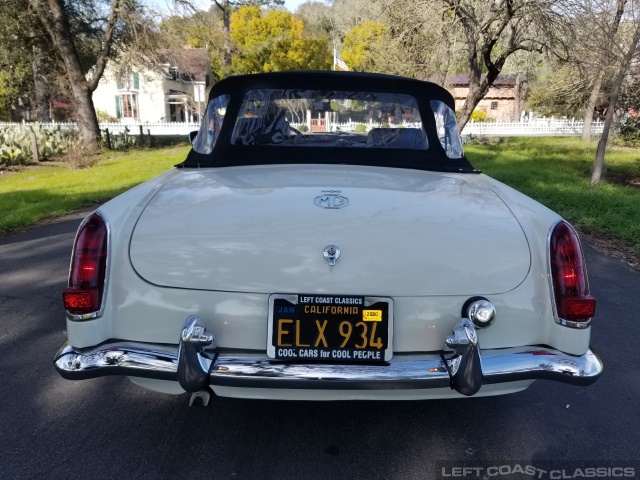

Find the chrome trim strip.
[
  {"left": 546, "top": 219, "right": 592, "bottom": 329},
  {"left": 54, "top": 342, "right": 603, "bottom": 390},
  {"left": 54, "top": 342, "right": 178, "bottom": 380},
  {"left": 65, "top": 209, "right": 111, "bottom": 321}
]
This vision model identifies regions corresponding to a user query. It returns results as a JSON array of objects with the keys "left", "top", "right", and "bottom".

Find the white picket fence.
[
  {"left": 0, "top": 119, "right": 605, "bottom": 137},
  {"left": 461, "top": 119, "right": 605, "bottom": 136},
  {"left": 0, "top": 121, "right": 200, "bottom": 136}
]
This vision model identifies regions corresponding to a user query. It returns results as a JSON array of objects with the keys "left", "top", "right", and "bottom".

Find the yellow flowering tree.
[
  {"left": 340, "top": 20, "right": 388, "bottom": 72},
  {"left": 231, "top": 6, "right": 331, "bottom": 74}
]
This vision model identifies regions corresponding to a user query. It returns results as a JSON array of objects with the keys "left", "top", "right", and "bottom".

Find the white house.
[{"left": 93, "top": 47, "right": 213, "bottom": 123}]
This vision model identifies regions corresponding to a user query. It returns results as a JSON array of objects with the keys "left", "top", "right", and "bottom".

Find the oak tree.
[
  {"left": 442, "top": 0, "right": 568, "bottom": 130},
  {"left": 27, "top": 0, "right": 147, "bottom": 149}
]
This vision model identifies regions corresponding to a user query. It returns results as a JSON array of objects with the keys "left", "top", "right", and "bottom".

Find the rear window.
[
  {"left": 231, "top": 89, "right": 428, "bottom": 150},
  {"left": 193, "top": 94, "right": 230, "bottom": 154},
  {"left": 430, "top": 100, "right": 464, "bottom": 158}
]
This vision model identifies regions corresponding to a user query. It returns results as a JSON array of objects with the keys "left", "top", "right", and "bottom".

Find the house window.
[
  {"left": 170, "top": 102, "right": 185, "bottom": 122},
  {"left": 116, "top": 71, "right": 139, "bottom": 91},
  {"left": 490, "top": 101, "right": 498, "bottom": 110},
  {"left": 116, "top": 93, "right": 138, "bottom": 119}
]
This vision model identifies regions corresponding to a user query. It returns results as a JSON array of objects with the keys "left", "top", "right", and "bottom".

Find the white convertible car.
[{"left": 55, "top": 71, "right": 603, "bottom": 404}]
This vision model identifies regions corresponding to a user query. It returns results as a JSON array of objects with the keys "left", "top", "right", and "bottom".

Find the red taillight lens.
[
  {"left": 64, "top": 213, "right": 108, "bottom": 315},
  {"left": 549, "top": 221, "right": 595, "bottom": 323}
]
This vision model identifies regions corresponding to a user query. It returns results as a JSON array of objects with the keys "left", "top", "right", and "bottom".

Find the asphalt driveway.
[{"left": 0, "top": 211, "right": 638, "bottom": 480}]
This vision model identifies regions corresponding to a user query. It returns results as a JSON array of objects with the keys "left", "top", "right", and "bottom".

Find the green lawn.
[
  {"left": 1, "top": 138, "right": 639, "bottom": 254},
  {"left": 0, "top": 147, "right": 189, "bottom": 233},
  {"left": 466, "top": 137, "right": 640, "bottom": 252}
]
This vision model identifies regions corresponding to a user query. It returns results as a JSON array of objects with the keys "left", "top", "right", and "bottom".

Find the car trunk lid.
[{"left": 129, "top": 165, "right": 530, "bottom": 296}]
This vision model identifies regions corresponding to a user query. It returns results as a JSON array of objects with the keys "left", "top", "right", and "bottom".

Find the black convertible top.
[{"left": 179, "top": 70, "right": 476, "bottom": 173}]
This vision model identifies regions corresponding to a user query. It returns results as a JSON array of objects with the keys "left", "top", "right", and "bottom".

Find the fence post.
[
  {"left": 105, "top": 128, "right": 111, "bottom": 150},
  {"left": 27, "top": 126, "right": 39, "bottom": 163}
]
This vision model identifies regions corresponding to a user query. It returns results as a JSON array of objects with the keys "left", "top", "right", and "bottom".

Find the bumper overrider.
[{"left": 54, "top": 316, "right": 603, "bottom": 397}]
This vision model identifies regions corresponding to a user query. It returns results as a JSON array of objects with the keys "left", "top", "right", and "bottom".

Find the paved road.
[{"left": 0, "top": 212, "right": 638, "bottom": 480}]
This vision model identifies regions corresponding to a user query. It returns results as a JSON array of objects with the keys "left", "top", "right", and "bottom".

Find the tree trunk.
[
  {"left": 32, "top": 43, "right": 50, "bottom": 122},
  {"left": 457, "top": 68, "right": 500, "bottom": 131},
  {"left": 456, "top": 87, "right": 485, "bottom": 130},
  {"left": 581, "top": 71, "right": 604, "bottom": 142},
  {"left": 583, "top": 0, "right": 625, "bottom": 142},
  {"left": 222, "top": 0, "right": 232, "bottom": 68},
  {"left": 73, "top": 84, "right": 101, "bottom": 150},
  {"left": 513, "top": 74, "right": 527, "bottom": 121},
  {"left": 591, "top": 24, "right": 640, "bottom": 185}
]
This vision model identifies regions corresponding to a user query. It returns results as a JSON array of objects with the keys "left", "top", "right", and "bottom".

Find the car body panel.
[{"left": 129, "top": 165, "right": 531, "bottom": 296}]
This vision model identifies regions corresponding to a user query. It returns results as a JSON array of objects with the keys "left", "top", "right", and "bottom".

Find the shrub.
[
  {"left": 470, "top": 109, "right": 487, "bottom": 122},
  {"left": 0, "top": 123, "right": 76, "bottom": 167},
  {"left": 297, "top": 124, "right": 309, "bottom": 132},
  {"left": 354, "top": 123, "right": 367, "bottom": 133},
  {"left": 96, "top": 109, "right": 118, "bottom": 123},
  {"left": 109, "top": 127, "right": 140, "bottom": 150},
  {"left": 0, "top": 128, "right": 31, "bottom": 166},
  {"left": 617, "top": 117, "right": 640, "bottom": 148},
  {"left": 63, "top": 140, "right": 98, "bottom": 170}
]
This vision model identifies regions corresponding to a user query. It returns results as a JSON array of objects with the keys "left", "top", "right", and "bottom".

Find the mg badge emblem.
[
  {"left": 314, "top": 190, "right": 349, "bottom": 209},
  {"left": 323, "top": 245, "right": 341, "bottom": 266}
]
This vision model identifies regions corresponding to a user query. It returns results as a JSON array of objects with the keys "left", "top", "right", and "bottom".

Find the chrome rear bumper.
[{"left": 54, "top": 340, "right": 603, "bottom": 393}]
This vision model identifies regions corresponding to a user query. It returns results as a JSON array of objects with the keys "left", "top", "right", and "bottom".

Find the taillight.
[
  {"left": 549, "top": 221, "right": 595, "bottom": 325},
  {"left": 64, "top": 213, "right": 108, "bottom": 316}
]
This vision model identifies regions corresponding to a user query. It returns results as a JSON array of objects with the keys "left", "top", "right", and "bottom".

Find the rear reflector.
[
  {"left": 64, "top": 213, "right": 108, "bottom": 316},
  {"left": 561, "top": 297, "right": 596, "bottom": 320},
  {"left": 63, "top": 289, "right": 99, "bottom": 312},
  {"left": 549, "top": 221, "right": 595, "bottom": 325}
]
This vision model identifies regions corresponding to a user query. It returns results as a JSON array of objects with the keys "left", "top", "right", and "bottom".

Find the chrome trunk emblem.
[
  {"left": 323, "top": 245, "right": 340, "bottom": 266},
  {"left": 314, "top": 190, "right": 349, "bottom": 209}
]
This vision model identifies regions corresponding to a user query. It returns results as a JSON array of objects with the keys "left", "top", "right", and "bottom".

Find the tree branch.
[
  {"left": 88, "top": 0, "right": 123, "bottom": 92},
  {"left": 28, "top": 0, "right": 55, "bottom": 41}
]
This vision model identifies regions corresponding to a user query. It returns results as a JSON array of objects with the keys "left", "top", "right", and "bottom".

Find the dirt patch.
[
  {"left": 607, "top": 172, "right": 640, "bottom": 188},
  {"left": 577, "top": 226, "right": 640, "bottom": 271},
  {"left": 628, "top": 176, "right": 640, "bottom": 187},
  {"left": 0, "top": 161, "right": 67, "bottom": 173}
]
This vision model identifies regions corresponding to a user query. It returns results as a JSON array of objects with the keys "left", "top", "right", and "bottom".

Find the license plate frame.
[{"left": 267, "top": 294, "right": 393, "bottom": 362}]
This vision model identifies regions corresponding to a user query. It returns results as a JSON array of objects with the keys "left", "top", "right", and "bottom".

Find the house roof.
[
  {"left": 449, "top": 74, "right": 517, "bottom": 87},
  {"left": 157, "top": 48, "right": 210, "bottom": 83},
  {"left": 50, "top": 97, "right": 72, "bottom": 109}
]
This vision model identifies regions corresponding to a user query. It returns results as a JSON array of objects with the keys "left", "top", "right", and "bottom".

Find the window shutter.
[
  {"left": 115, "top": 96, "right": 121, "bottom": 118},
  {"left": 133, "top": 73, "right": 139, "bottom": 90}
]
